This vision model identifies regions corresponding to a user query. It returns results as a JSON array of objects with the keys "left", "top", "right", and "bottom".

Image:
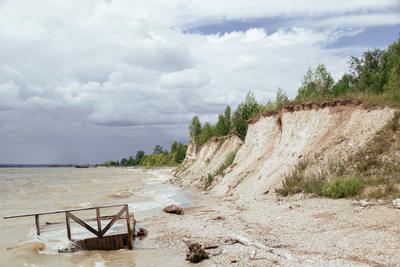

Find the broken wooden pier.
[{"left": 3, "top": 204, "right": 135, "bottom": 251}]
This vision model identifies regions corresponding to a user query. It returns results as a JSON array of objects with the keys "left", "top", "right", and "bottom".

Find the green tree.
[
  {"left": 198, "top": 122, "right": 215, "bottom": 145},
  {"left": 275, "top": 88, "right": 289, "bottom": 107},
  {"left": 351, "top": 49, "right": 383, "bottom": 93},
  {"left": 296, "top": 64, "right": 334, "bottom": 100},
  {"left": 331, "top": 74, "right": 353, "bottom": 97},
  {"left": 170, "top": 141, "right": 178, "bottom": 153},
  {"left": 135, "top": 150, "right": 145, "bottom": 165},
  {"left": 120, "top": 158, "right": 127, "bottom": 166},
  {"left": 174, "top": 143, "right": 187, "bottom": 163},
  {"left": 126, "top": 156, "right": 135, "bottom": 166},
  {"left": 233, "top": 92, "right": 260, "bottom": 140},
  {"left": 189, "top": 116, "right": 202, "bottom": 144},
  {"left": 215, "top": 114, "right": 227, "bottom": 136},
  {"left": 224, "top": 105, "right": 232, "bottom": 132},
  {"left": 153, "top": 145, "right": 164, "bottom": 154}
]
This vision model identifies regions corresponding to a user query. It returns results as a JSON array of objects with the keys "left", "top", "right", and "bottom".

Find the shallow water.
[{"left": 0, "top": 167, "right": 200, "bottom": 267}]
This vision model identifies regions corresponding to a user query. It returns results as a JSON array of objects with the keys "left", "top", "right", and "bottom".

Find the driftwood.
[
  {"left": 183, "top": 241, "right": 209, "bottom": 263},
  {"left": 225, "top": 234, "right": 295, "bottom": 262}
]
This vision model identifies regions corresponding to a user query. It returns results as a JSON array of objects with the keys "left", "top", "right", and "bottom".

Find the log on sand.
[{"left": 225, "top": 234, "right": 296, "bottom": 262}]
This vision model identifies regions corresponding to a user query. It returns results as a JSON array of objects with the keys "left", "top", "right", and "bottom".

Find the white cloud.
[
  {"left": 0, "top": 0, "right": 398, "bottom": 127},
  {"left": 159, "top": 68, "right": 209, "bottom": 89}
]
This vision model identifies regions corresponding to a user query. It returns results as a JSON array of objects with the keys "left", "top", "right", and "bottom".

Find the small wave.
[
  {"left": 64, "top": 202, "right": 92, "bottom": 209},
  {"left": 110, "top": 188, "right": 141, "bottom": 198},
  {"left": 77, "top": 255, "right": 106, "bottom": 267},
  {"left": 8, "top": 240, "right": 46, "bottom": 253},
  {"left": 111, "top": 191, "right": 132, "bottom": 198}
]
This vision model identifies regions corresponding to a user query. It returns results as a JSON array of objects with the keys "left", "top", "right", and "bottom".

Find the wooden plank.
[
  {"left": 117, "top": 235, "right": 124, "bottom": 249},
  {"left": 98, "top": 238, "right": 105, "bottom": 250},
  {"left": 35, "top": 215, "right": 40, "bottom": 236},
  {"left": 3, "top": 204, "right": 128, "bottom": 219},
  {"left": 109, "top": 235, "right": 114, "bottom": 249},
  {"left": 68, "top": 212, "right": 100, "bottom": 237},
  {"left": 65, "top": 212, "right": 72, "bottom": 240},
  {"left": 125, "top": 205, "right": 133, "bottom": 249},
  {"left": 96, "top": 208, "right": 102, "bottom": 236},
  {"left": 100, "top": 206, "right": 126, "bottom": 236}
]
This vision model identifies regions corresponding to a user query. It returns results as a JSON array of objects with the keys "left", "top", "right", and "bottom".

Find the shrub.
[
  {"left": 215, "top": 150, "right": 237, "bottom": 177},
  {"left": 303, "top": 174, "right": 326, "bottom": 196},
  {"left": 275, "top": 159, "right": 309, "bottom": 196},
  {"left": 205, "top": 173, "right": 214, "bottom": 188},
  {"left": 321, "top": 176, "right": 363, "bottom": 198}
]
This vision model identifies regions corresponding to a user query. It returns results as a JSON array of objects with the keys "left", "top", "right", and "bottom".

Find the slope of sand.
[
  {"left": 144, "top": 187, "right": 400, "bottom": 266},
  {"left": 175, "top": 103, "right": 396, "bottom": 200}
]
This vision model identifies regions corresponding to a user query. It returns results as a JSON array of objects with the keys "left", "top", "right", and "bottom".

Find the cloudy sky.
[{"left": 0, "top": 0, "right": 399, "bottom": 164}]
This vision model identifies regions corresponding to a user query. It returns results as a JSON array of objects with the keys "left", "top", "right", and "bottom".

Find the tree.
[
  {"left": 153, "top": 145, "right": 164, "bottom": 154},
  {"left": 120, "top": 158, "right": 127, "bottom": 166},
  {"left": 170, "top": 141, "right": 178, "bottom": 153},
  {"left": 296, "top": 64, "right": 334, "bottom": 100},
  {"left": 189, "top": 116, "right": 202, "bottom": 144},
  {"left": 215, "top": 114, "right": 227, "bottom": 136},
  {"left": 224, "top": 105, "right": 232, "bottom": 132},
  {"left": 233, "top": 92, "right": 260, "bottom": 140},
  {"left": 126, "top": 156, "right": 135, "bottom": 166},
  {"left": 198, "top": 122, "right": 215, "bottom": 145},
  {"left": 135, "top": 150, "right": 145, "bottom": 164},
  {"left": 275, "top": 88, "right": 289, "bottom": 107},
  {"left": 353, "top": 49, "right": 383, "bottom": 93},
  {"left": 174, "top": 143, "right": 187, "bottom": 163},
  {"left": 331, "top": 74, "right": 353, "bottom": 97}
]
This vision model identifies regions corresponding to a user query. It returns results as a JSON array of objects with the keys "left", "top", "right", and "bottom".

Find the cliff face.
[
  {"left": 175, "top": 103, "right": 396, "bottom": 199},
  {"left": 174, "top": 135, "right": 243, "bottom": 188}
]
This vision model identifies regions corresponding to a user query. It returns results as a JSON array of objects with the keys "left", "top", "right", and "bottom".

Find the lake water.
[{"left": 0, "top": 167, "right": 196, "bottom": 267}]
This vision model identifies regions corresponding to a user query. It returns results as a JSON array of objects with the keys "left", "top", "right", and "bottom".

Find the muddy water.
[{"left": 0, "top": 167, "right": 200, "bottom": 267}]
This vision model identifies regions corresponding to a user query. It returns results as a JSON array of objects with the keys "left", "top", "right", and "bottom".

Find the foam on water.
[{"left": 17, "top": 168, "right": 192, "bottom": 255}]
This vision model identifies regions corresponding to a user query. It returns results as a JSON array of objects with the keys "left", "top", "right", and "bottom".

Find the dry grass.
[{"left": 276, "top": 111, "right": 400, "bottom": 199}]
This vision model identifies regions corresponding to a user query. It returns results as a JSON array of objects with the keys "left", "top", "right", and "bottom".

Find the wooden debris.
[
  {"left": 225, "top": 234, "right": 296, "bottom": 262},
  {"left": 163, "top": 204, "right": 184, "bottom": 215},
  {"left": 183, "top": 241, "right": 209, "bottom": 263},
  {"left": 136, "top": 227, "right": 148, "bottom": 236}
]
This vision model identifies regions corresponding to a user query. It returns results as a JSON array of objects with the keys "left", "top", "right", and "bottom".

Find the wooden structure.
[{"left": 3, "top": 204, "right": 135, "bottom": 251}]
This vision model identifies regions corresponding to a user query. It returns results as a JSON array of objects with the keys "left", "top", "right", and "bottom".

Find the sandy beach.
[{"left": 144, "top": 170, "right": 400, "bottom": 267}]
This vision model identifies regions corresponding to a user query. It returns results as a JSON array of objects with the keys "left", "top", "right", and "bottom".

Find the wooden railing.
[{"left": 3, "top": 204, "right": 133, "bottom": 249}]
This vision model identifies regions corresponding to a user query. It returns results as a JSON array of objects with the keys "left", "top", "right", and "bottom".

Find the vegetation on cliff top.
[{"left": 189, "top": 38, "right": 400, "bottom": 147}]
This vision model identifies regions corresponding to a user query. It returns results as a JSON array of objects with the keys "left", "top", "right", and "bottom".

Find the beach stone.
[
  {"left": 163, "top": 204, "right": 184, "bottom": 215},
  {"left": 393, "top": 198, "right": 400, "bottom": 209}
]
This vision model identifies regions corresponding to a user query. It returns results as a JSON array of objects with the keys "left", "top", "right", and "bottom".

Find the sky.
[{"left": 0, "top": 0, "right": 399, "bottom": 164}]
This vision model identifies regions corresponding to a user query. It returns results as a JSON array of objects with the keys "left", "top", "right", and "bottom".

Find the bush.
[
  {"left": 215, "top": 150, "right": 237, "bottom": 176},
  {"left": 321, "top": 176, "right": 363, "bottom": 198},
  {"left": 275, "top": 159, "right": 310, "bottom": 196},
  {"left": 205, "top": 173, "right": 214, "bottom": 188}
]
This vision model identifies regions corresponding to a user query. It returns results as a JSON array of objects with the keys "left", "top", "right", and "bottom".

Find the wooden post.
[
  {"left": 35, "top": 215, "right": 40, "bottom": 236},
  {"left": 125, "top": 205, "right": 133, "bottom": 249},
  {"left": 65, "top": 212, "right": 72, "bottom": 240},
  {"left": 96, "top": 208, "right": 102, "bottom": 237}
]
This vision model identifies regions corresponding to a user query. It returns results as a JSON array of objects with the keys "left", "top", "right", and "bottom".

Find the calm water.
[{"left": 0, "top": 167, "right": 199, "bottom": 267}]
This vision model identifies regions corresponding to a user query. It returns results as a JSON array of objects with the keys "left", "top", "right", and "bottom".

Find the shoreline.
[{"left": 144, "top": 169, "right": 400, "bottom": 266}]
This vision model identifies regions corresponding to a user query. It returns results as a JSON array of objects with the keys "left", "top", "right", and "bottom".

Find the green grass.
[
  {"left": 204, "top": 149, "right": 238, "bottom": 189},
  {"left": 321, "top": 176, "right": 363, "bottom": 198}
]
